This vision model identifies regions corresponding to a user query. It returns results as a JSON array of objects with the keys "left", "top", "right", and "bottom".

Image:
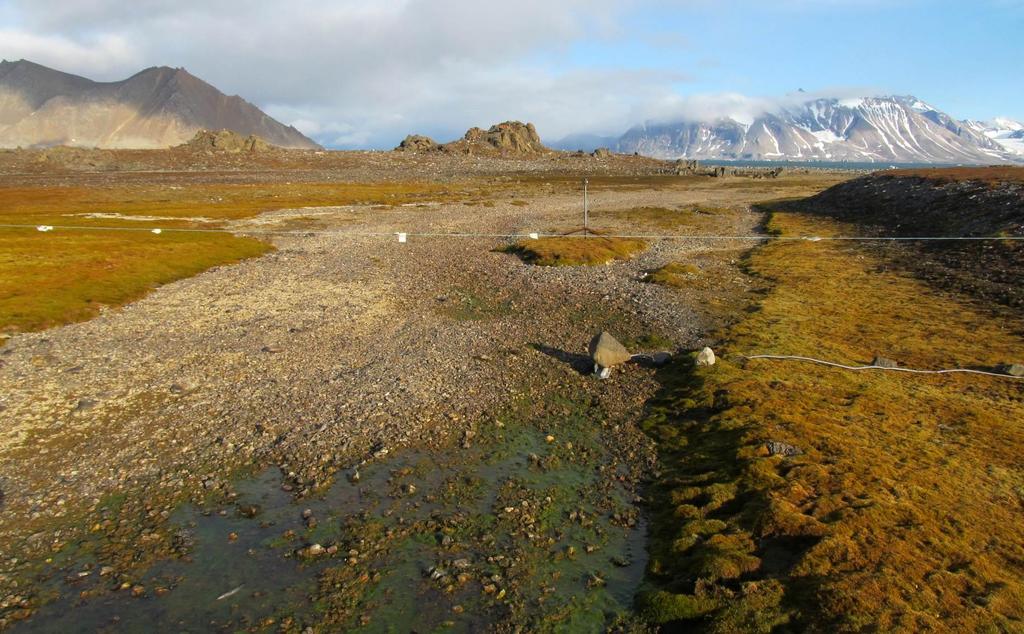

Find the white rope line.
[
  {"left": 1, "top": 223, "right": 1022, "bottom": 242},
  {"left": 744, "top": 355, "right": 1024, "bottom": 380}
]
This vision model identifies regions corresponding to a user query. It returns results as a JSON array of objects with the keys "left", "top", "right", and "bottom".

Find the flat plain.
[{"left": 0, "top": 146, "right": 1020, "bottom": 632}]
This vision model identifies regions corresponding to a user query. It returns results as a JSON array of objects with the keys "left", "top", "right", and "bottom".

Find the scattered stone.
[
  {"left": 261, "top": 345, "right": 284, "bottom": 353},
  {"left": 765, "top": 441, "right": 803, "bottom": 457},
  {"left": 130, "top": 585, "right": 145, "bottom": 598},
  {"left": 237, "top": 504, "right": 261, "bottom": 518},
  {"left": 301, "top": 544, "right": 325, "bottom": 558},
  {"left": 650, "top": 351, "right": 672, "bottom": 366},
  {"left": 872, "top": 356, "right": 898, "bottom": 368},
  {"left": 74, "top": 398, "right": 98, "bottom": 412},
  {"left": 695, "top": 347, "right": 716, "bottom": 367},
  {"left": 586, "top": 574, "right": 606, "bottom": 588},
  {"left": 1001, "top": 363, "right": 1024, "bottom": 377}
]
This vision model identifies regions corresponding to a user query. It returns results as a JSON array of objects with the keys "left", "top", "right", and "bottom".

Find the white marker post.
[
  {"left": 152, "top": 228, "right": 162, "bottom": 235},
  {"left": 397, "top": 232, "right": 407, "bottom": 243},
  {"left": 583, "top": 178, "right": 589, "bottom": 238},
  {"left": 528, "top": 232, "right": 539, "bottom": 240}
]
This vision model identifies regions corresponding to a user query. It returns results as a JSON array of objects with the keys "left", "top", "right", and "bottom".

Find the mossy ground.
[
  {"left": 503, "top": 235, "right": 648, "bottom": 267},
  {"left": 646, "top": 262, "right": 702, "bottom": 288},
  {"left": 639, "top": 211, "right": 1024, "bottom": 631},
  {"left": 0, "top": 229, "right": 272, "bottom": 333},
  {"left": 603, "top": 205, "right": 728, "bottom": 231}
]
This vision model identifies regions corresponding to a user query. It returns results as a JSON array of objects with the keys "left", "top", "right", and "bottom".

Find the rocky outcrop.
[
  {"left": 179, "top": 129, "right": 273, "bottom": 153},
  {"left": 443, "top": 121, "right": 550, "bottom": 155},
  {"left": 395, "top": 135, "right": 441, "bottom": 152}
]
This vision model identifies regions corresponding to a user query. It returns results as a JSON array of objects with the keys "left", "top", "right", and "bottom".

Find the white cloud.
[
  {"left": 2, "top": 0, "right": 664, "bottom": 147},
  {"left": 630, "top": 87, "right": 885, "bottom": 127},
  {"left": 1, "top": 1, "right": 1013, "bottom": 147},
  {"left": 0, "top": 29, "right": 136, "bottom": 76}
]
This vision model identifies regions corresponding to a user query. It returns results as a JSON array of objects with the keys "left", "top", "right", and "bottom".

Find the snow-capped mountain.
[
  {"left": 616, "top": 96, "right": 1022, "bottom": 164},
  {"left": 964, "top": 117, "right": 1024, "bottom": 157}
]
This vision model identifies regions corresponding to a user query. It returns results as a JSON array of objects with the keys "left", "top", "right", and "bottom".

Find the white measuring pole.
[{"left": 583, "top": 178, "right": 589, "bottom": 238}]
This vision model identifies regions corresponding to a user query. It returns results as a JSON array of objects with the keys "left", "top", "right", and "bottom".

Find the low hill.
[
  {"left": 0, "top": 59, "right": 319, "bottom": 150},
  {"left": 791, "top": 167, "right": 1024, "bottom": 307}
]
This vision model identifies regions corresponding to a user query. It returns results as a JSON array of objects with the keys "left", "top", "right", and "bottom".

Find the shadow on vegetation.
[{"left": 634, "top": 352, "right": 823, "bottom": 631}]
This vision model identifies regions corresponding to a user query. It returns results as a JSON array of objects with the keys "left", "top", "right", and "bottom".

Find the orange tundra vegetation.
[
  {"left": 639, "top": 211, "right": 1024, "bottom": 631},
  {"left": 0, "top": 181, "right": 475, "bottom": 333}
]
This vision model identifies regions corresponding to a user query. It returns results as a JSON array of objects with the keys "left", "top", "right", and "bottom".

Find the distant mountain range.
[
  {"left": 0, "top": 59, "right": 319, "bottom": 149},
  {"left": 554, "top": 96, "right": 1024, "bottom": 165}
]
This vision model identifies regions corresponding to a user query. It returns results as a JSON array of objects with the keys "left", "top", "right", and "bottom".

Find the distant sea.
[{"left": 698, "top": 159, "right": 968, "bottom": 171}]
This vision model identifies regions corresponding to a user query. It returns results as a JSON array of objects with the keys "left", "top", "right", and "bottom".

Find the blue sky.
[{"left": 1, "top": 0, "right": 1021, "bottom": 147}]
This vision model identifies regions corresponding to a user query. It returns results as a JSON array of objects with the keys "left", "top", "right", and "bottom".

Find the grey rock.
[
  {"left": 765, "top": 441, "right": 802, "bottom": 457},
  {"left": 1001, "top": 363, "right": 1024, "bottom": 377},
  {"left": 74, "top": 398, "right": 98, "bottom": 412},
  {"left": 872, "top": 356, "right": 898, "bottom": 368},
  {"left": 695, "top": 347, "right": 716, "bottom": 367}
]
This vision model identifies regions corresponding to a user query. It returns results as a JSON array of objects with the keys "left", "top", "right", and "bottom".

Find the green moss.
[{"left": 636, "top": 590, "right": 717, "bottom": 623}]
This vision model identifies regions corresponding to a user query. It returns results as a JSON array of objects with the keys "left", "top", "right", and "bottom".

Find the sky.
[{"left": 1, "top": 0, "right": 1022, "bottom": 148}]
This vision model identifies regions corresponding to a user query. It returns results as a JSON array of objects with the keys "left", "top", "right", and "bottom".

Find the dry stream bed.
[{"left": 1, "top": 167, "right": 855, "bottom": 631}]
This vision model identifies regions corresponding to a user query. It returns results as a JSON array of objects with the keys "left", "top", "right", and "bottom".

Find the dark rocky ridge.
[{"left": 790, "top": 169, "right": 1024, "bottom": 308}]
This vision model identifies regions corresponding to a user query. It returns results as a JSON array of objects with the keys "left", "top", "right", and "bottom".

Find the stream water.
[{"left": 24, "top": 401, "right": 650, "bottom": 632}]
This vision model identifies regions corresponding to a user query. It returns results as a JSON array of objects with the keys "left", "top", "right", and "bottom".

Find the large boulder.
[
  {"left": 695, "top": 347, "right": 716, "bottom": 367},
  {"left": 589, "top": 332, "right": 633, "bottom": 370}
]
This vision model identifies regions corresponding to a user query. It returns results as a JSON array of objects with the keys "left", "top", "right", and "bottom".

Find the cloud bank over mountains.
[{"left": 0, "top": 0, "right": 1021, "bottom": 148}]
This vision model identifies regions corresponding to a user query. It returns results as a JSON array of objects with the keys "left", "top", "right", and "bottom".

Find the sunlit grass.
[
  {"left": 0, "top": 228, "right": 272, "bottom": 333},
  {"left": 640, "top": 211, "right": 1024, "bottom": 630},
  {"left": 502, "top": 235, "right": 648, "bottom": 266},
  {"left": 0, "top": 181, "right": 480, "bottom": 334},
  {"left": 0, "top": 182, "right": 468, "bottom": 228},
  {"left": 646, "top": 262, "right": 702, "bottom": 288}
]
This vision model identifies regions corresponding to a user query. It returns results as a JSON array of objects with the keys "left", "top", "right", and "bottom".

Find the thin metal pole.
[{"left": 583, "top": 178, "right": 589, "bottom": 237}]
